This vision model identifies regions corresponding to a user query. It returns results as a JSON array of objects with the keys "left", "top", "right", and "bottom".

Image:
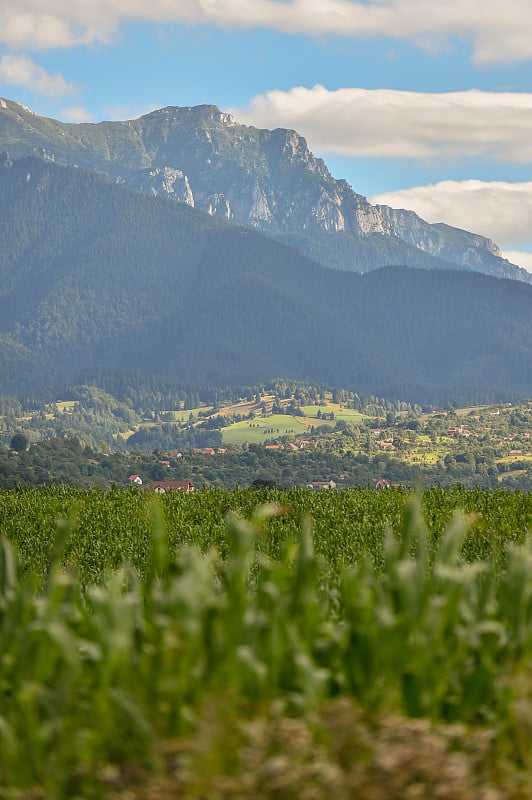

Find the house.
[
  {"left": 128, "top": 474, "right": 143, "bottom": 485},
  {"left": 375, "top": 479, "right": 391, "bottom": 489},
  {"left": 447, "top": 426, "right": 464, "bottom": 436},
  {"left": 147, "top": 480, "right": 195, "bottom": 493},
  {"left": 306, "top": 480, "right": 337, "bottom": 491}
]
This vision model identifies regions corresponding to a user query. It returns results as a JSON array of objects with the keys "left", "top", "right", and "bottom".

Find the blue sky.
[{"left": 1, "top": 1, "right": 532, "bottom": 269}]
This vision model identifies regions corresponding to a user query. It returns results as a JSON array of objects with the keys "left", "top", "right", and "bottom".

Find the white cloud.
[
  {"left": 1, "top": 1, "right": 532, "bottom": 64},
  {"left": 231, "top": 85, "right": 532, "bottom": 163},
  {"left": 369, "top": 180, "right": 532, "bottom": 248},
  {"left": 0, "top": 53, "right": 75, "bottom": 97},
  {"left": 0, "top": 5, "right": 116, "bottom": 50},
  {"left": 58, "top": 105, "right": 93, "bottom": 122}
]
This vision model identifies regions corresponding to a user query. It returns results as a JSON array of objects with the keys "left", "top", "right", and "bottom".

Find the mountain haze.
[
  {"left": 0, "top": 97, "right": 527, "bottom": 283},
  {"left": 1, "top": 156, "right": 532, "bottom": 403}
]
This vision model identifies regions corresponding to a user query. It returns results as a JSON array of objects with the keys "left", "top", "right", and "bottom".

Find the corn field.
[{"left": 2, "top": 486, "right": 532, "bottom": 797}]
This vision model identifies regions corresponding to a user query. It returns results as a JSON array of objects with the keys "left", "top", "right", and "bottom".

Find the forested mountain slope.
[{"left": 1, "top": 156, "right": 532, "bottom": 402}]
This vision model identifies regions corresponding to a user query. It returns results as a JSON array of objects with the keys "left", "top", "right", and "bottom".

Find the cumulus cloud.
[
  {"left": 369, "top": 180, "right": 532, "bottom": 248},
  {"left": 231, "top": 85, "right": 532, "bottom": 163},
  {"left": 0, "top": 2, "right": 121, "bottom": 50},
  {"left": 0, "top": 1, "right": 532, "bottom": 64},
  {"left": 0, "top": 53, "right": 76, "bottom": 96}
]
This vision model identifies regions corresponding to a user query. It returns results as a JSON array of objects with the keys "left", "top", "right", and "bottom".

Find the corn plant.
[{"left": 1, "top": 492, "right": 532, "bottom": 797}]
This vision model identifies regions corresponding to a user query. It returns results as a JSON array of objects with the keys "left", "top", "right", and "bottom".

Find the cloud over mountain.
[
  {"left": 370, "top": 180, "right": 532, "bottom": 249},
  {"left": 0, "top": 53, "right": 75, "bottom": 97},
  {"left": 232, "top": 86, "right": 532, "bottom": 162}
]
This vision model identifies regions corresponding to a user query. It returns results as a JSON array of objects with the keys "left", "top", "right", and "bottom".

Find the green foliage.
[
  {"left": 2, "top": 384, "right": 532, "bottom": 491},
  {"left": 9, "top": 432, "right": 28, "bottom": 452},
  {"left": 1, "top": 484, "right": 531, "bottom": 587},
  {"left": 2, "top": 489, "right": 532, "bottom": 795}
]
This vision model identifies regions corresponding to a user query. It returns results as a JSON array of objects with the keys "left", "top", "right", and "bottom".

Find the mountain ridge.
[{"left": 0, "top": 96, "right": 528, "bottom": 283}]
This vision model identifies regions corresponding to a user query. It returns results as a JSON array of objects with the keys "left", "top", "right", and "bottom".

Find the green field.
[
  {"left": 3, "top": 485, "right": 531, "bottom": 584},
  {"left": 167, "top": 405, "right": 214, "bottom": 422},
  {"left": 300, "top": 404, "right": 367, "bottom": 423},
  {"left": 497, "top": 454, "right": 532, "bottom": 464},
  {"left": 222, "top": 406, "right": 367, "bottom": 445},
  {"left": 2, "top": 485, "right": 532, "bottom": 797},
  {"left": 222, "top": 414, "right": 311, "bottom": 445}
]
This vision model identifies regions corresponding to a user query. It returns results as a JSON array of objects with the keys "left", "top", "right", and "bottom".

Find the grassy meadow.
[
  {"left": 299, "top": 404, "right": 367, "bottom": 423},
  {"left": 2, "top": 485, "right": 532, "bottom": 797},
  {"left": 221, "top": 414, "right": 311, "bottom": 445}
]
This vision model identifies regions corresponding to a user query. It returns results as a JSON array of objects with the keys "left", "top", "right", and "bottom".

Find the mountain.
[
  {"left": 1, "top": 155, "right": 532, "bottom": 404},
  {"left": 0, "top": 97, "right": 528, "bottom": 283}
]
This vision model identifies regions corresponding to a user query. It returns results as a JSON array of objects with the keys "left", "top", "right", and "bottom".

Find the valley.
[{"left": 2, "top": 382, "right": 531, "bottom": 490}]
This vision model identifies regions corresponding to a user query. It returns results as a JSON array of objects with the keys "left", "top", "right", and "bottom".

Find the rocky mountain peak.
[
  {"left": 141, "top": 104, "right": 236, "bottom": 127},
  {"left": 260, "top": 127, "right": 329, "bottom": 177},
  {"left": 0, "top": 97, "right": 529, "bottom": 283}
]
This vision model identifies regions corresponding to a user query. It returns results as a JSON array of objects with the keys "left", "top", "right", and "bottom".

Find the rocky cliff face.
[
  {"left": 127, "top": 166, "right": 195, "bottom": 206},
  {"left": 0, "top": 97, "right": 529, "bottom": 283},
  {"left": 375, "top": 206, "right": 518, "bottom": 280}
]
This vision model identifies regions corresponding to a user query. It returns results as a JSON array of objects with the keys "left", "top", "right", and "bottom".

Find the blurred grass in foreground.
[{"left": 1, "top": 490, "right": 532, "bottom": 796}]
